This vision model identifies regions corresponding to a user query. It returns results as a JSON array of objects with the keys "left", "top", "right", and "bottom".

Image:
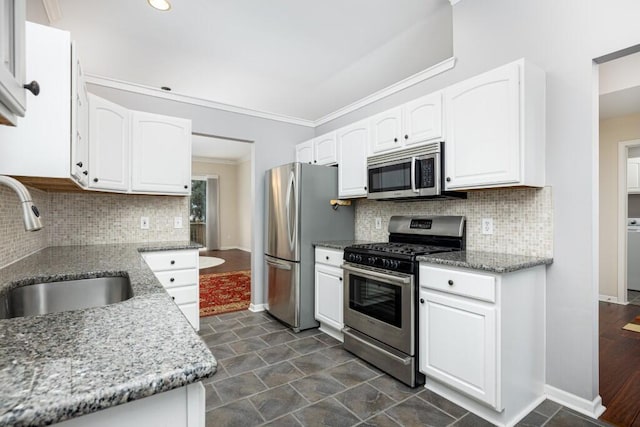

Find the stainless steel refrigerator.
[{"left": 264, "top": 163, "right": 354, "bottom": 331}]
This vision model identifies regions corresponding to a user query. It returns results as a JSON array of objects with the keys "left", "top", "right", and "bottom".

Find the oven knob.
[
  {"left": 382, "top": 259, "right": 389, "bottom": 268},
  {"left": 356, "top": 255, "right": 362, "bottom": 263}
]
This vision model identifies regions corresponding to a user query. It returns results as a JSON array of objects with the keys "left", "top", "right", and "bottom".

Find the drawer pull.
[
  {"left": 339, "top": 277, "right": 343, "bottom": 281},
  {"left": 172, "top": 296, "right": 175, "bottom": 301},
  {"left": 170, "top": 278, "right": 175, "bottom": 282},
  {"left": 170, "top": 260, "right": 176, "bottom": 265},
  {"left": 326, "top": 256, "right": 329, "bottom": 260},
  {"left": 448, "top": 279, "right": 454, "bottom": 286}
]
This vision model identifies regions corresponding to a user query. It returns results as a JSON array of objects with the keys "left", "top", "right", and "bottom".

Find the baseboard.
[
  {"left": 599, "top": 294, "right": 627, "bottom": 305},
  {"left": 237, "top": 247, "right": 252, "bottom": 253},
  {"left": 544, "top": 385, "right": 606, "bottom": 419},
  {"left": 218, "top": 246, "right": 252, "bottom": 253},
  {"left": 249, "top": 303, "right": 266, "bottom": 312}
]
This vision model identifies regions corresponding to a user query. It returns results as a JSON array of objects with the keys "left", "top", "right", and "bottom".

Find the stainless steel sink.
[{"left": 0, "top": 276, "right": 133, "bottom": 319}]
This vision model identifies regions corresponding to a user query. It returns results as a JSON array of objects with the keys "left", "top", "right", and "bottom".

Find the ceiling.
[
  {"left": 191, "top": 135, "right": 252, "bottom": 162},
  {"left": 599, "top": 51, "right": 640, "bottom": 120},
  {"left": 27, "top": 0, "right": 453, "bottom": 122}
]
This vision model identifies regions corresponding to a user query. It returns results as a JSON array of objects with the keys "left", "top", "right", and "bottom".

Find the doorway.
[
  {"left": 597, "top": 49, "right": 640, "bottom": 425},
  {"left": 190, "top": 176, "right": 221, "bottom": 251}
]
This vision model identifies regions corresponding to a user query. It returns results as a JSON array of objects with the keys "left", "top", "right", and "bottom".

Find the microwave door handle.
[{"left": 411, "top": 156, "right": 418, "bottom": 193}]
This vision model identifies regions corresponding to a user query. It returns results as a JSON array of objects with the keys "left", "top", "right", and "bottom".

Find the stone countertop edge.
[
  {"left": 313, "top": 240, "right": 374, "bottom": 250},
  {"left": 416, "top": 250, "right": 553, "bottom": 274},
  {"left": 0, "top": 242, "right": 216, "bottom": 427}
]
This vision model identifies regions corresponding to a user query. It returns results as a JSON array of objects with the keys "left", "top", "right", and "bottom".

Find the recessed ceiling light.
[{"left": 148, "top": 0, "right": 171, "bottom": 11}]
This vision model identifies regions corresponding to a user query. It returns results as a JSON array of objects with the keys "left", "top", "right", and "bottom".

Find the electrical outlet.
[
  {"left": 140, "top": 216, "right": 150, "bottom": 230},
  {"left": 375, "top": 217, "right": 382, "bottom": 230},
  {"left": 174, "top": 217, "right": 183, "bottom": 229},
  {"left": 482, "top": 218, "right": 494, "bottom": 235}
]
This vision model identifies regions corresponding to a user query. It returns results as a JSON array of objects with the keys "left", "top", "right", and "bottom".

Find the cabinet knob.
[
  {"left": 364, "top": 186, "right": 367, "bottom": 191},
  {"left": 172, "top": 296, "right": 175, "bottom": 301},
  {"left": 314, "top": 160, "right": 317, "bottom": 163},
  {"left": 170, "top": 260, "right": 176, "bottom": 265},
  {"left": 339, "top": 277, "right": 343, "bottom": 281},
  {"left": 420, "top": 298, "right": 425, "bottom": 304},
  {"left": 170, "top": 277, "right": 175, "bottom": 282},
  {"left": 82, "top": 170, "right": 88, "bottom": 175},
  {"left": 446, "top": 177, "right": 451, "bottom": 182},
  {"left": 404, "top": 135, "right": 409, "bottom": 140},
  {"left": 23, "top": 81, "right": 40, "bottom": 96},
  {"left": 394, "top": 138, "right": 398, "bottom": 142},
  {"left": 448, "top": 279, "right": 454, "bottom": 286},
  {"left": 325, "top": 256, "right": 329, "bottom": 260},
  {"left": 93, "top": 178, "right": 98, "bottom": 183},
  {"left": 184, "top": 185, "right": 188, "bottom": 189},
  {"left": 76, "top": 161, "right": 83, "bottom": 167}
]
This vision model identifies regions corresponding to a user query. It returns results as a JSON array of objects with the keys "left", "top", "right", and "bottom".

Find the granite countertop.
[
  {"left": 313, "top": 240, "right": 373, "bottom": 250},
  {"left": 417, "top": 250, "right": 553, "bottom": 273},
  {"left": 0, "top": 242, "right": 216, "bottom": 427}
]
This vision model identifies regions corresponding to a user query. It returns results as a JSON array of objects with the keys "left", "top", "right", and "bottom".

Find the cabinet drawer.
[
  {"left": 143, "top": 250, "right": 198, "bottom": 272},
  {"left": 420, "top": 265, "right": 495, "bottom": 303},
  {"left": 315, "top": 247, "right": 343, "bottom": 268},
  {"left": 167, "top": 285, "right": 198, "bottom": 305},
  {"left": 155, "top": 269, "right": 198, "bottom": 289}
]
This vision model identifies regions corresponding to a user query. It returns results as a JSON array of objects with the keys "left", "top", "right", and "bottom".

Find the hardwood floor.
[
  {"left": 199, "top": 249, "right": 251, "bottom": 274},
  {"left": 600, "top": 301, "right": 640, "bottom": 426}
]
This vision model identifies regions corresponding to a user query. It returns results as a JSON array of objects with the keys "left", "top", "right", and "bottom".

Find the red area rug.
[{"left": 199, "top": 270, "right": 251, "bottom": 317}]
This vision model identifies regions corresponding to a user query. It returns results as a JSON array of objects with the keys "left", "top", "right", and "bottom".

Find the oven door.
[{"left": 342, "top": 263, "right": 414, "bottom": 355}]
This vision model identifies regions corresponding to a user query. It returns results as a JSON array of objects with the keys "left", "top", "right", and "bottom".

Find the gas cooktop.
[{"left": 346, "top": 242, "right": 460, "bottom": 256}]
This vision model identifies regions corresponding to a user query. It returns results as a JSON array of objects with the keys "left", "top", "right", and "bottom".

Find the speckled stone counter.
[
  {"left": 417, "top": 250, "right": 553, "bottom": 274},
  {"left": 313, "top": 240, "right": 373, "bottom": 250},
  {"left": 0, "top": 242, "right": 216, "bottom": 427}
]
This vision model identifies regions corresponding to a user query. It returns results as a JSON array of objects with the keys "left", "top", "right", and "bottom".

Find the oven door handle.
[
  {"left": 343, "top": 327, "right": 412, "bottom": 366},
  {"left": 342, "top": 263, "right": 412, "bottom": 286},
  {"left": 410, "top": 156, "right": 418, "bottom": 193}
]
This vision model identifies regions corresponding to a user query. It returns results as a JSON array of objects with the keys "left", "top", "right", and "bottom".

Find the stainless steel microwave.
[{"left": 367, "top": 142, "right": 466, "bottom": 201}]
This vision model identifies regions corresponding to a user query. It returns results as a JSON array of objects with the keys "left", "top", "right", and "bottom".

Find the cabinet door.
[
  {"left": 403, "top": 92, "right": 442, "bottom": 146},
  {"left": 369, "top": 107, "right": 402, "bottom": 154},
  {"left": 71, "top": 54, "right": 89, "bottom": 187},
  {"left": 444, "top": 62, "right": 520, "bottom": 189},
  {"left": 89, "top": 94, "right": 130, "bottom": 191},
  {"left": 419, "top": 289, "right": 499, "bottom": 409},
  {"left": 314, "top": 263, "right": 343, "bottom": 331},
  {"left": 337, "top": 121, "right": 368, "bottom": 198},
  {"left": 0, "top": 0, "right": 26, "bottom": 126},
  {"left": 314, "top": 132, "right": 337, "bottom": 165},
  {"left": 131, "top": 111, "right": 192, "bottom": 194},
  {"left": 628, "top": 158, "right": 640, "bottom": 193},
  {"left": 295, "top": 139, "right": 314, "bottom": 164}
]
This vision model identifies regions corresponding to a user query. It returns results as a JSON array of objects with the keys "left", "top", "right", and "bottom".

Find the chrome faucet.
[{"left": 0, "top": 176, "right": 42, "bottom": 231}]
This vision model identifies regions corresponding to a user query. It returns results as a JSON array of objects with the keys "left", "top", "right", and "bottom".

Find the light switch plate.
[
  {"left": 482, "top": 218, "right": 494, "bottom": 235},
  {"left": 141, "top": 216, "right": 150, "bottom": 230},
  {"left": 375, "top": 217, "right": 382, "bottom": 230},
  {"left": 174, "top": 217, "right": 183, "bottom": 229}
]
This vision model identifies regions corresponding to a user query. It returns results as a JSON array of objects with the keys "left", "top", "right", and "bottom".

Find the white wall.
[
  {"left": 88, "top": 84, "right": 314, "bottom": 308},
  {"left": 237, "top": 158, "right": 252, "bottom": 252},
  {"left": 315, "top": 0, "right": 640, "bottom": 408}
]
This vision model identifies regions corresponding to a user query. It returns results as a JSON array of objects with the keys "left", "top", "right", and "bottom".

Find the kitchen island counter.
[{"left": 0, "top": 242, "right": 216, "bottom": 427}]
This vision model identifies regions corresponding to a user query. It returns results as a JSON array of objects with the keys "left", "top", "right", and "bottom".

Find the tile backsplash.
[
  {"left": 0, "top": 188, "right": 188, "bottom": 268},
  {"left": 355, "top": 187, "right": 553, "bottom": 257}
]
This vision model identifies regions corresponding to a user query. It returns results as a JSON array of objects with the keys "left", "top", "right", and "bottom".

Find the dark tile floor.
[{"left": 199, "top": 310, "right": 611, "bottom": 427}]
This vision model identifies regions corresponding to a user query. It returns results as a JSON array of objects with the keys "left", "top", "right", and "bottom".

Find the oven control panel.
[{"left": 344, "top": 252, "right": 414, "bottom": 274}]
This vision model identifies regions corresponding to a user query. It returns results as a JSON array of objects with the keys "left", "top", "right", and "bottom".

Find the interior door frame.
[{"left": 617, "top": 139, "right": 640, "bottom": 304}]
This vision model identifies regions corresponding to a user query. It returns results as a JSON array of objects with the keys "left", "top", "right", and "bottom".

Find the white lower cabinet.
[
  {"left": 419, "top": 263, "right": 545, "bottom": 427},
  {"left": 314, "top": 247, "right": 344, "bottom": 341},
  {"left": 54, "top": 382, "right": 205, "bottom": 427},
  {"left": 142, "top": 249, "right": 200, "bottom": 331}
]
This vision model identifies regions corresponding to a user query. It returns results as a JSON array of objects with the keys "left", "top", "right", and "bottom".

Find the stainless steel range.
[{"left": 342, "top": 215, "right": 465, "bottom": 387}]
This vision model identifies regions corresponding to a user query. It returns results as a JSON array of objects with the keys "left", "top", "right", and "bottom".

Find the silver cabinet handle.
[{"left": 266, "top": 258, "right": 292, "bottom": 271}]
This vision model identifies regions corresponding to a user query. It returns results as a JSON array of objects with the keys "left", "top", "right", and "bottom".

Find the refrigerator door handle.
[
  {"left": 265, "top": 257, "right": 293, "bottom": 271},
  {"left": 285, "top": 171, "right": 297, "bottom": 252}
]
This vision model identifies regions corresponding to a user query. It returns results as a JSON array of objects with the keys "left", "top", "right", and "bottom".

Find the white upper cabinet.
[
  {"left": 628, "top": 158, "right": 640, "bottom": 193},
  {"left": 369, "top": 92, "right": 443, "bottom": 155},
  {"left": 444, "top": 59, "right": 545, "bottom": 190},
  {"left": 314, "top": 132, "right": 338, "bottom": 165},
  {"left": 295, "top": 132, "right": 337, "bottom": 166},
  {"left": 131, "top": 111, "right": 192, "bottom": 194},
  {"left": 0, "top": 0, "right": 26, "bottom": 126},
  {"left": 89, "top": 94, "right": 130, "bottom": 192},
  {"left": 338, "top": 120, "right": 368, "bottom": 198},
  {"left": 0, "top": 23, "right": 78, "bottom": 180},
  {"left": 71, "top": 54, "right": 89, "bottom": 187},
  {"left": 295, "top": 139, "right": 314, "bottom": 164}
]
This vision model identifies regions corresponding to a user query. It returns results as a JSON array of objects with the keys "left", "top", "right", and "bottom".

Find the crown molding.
[
  {"left": 192, "top": 156, "right": 240, "bottom": 165},
  {"left": 41, "top": 0, "right": 62, "bottom": 23},
  {"left": 84, "top": 74, "right": 316, "bottom": 128},
  {"left": 449, "top": 0, "right": 464, "bottom": 4},
  {"left": 314, "top": 56, "right": 456, "bottom": 126},
  {"left": 85, "top": 56, "right": 456, "bottom": 130}
]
